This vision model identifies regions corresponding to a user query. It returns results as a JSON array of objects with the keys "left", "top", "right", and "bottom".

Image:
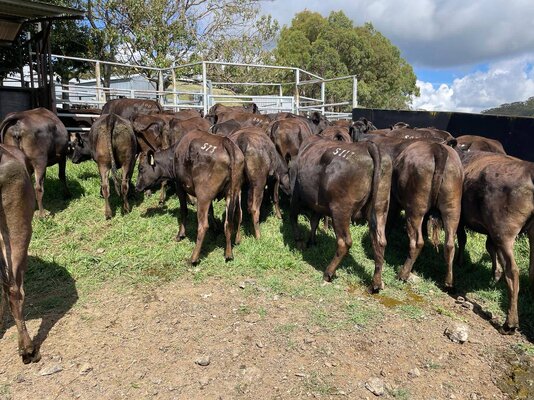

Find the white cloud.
[
  {"left": 263, "top": 0, "right": 534, "bottom": 68},
  {"left": 411, "top": 57, "right": 534, "bottom": 112}
]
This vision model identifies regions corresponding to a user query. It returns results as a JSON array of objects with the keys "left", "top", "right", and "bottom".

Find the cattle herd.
[{"left": 0, "top": 98, "right": 531, "bottom": 365}]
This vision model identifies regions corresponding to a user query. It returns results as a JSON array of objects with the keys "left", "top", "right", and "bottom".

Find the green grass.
[{"left": 23, "top": 160, "right": 534, "bottom": 339}]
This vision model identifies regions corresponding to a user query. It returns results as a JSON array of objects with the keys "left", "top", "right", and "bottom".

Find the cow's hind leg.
[
  {"left": 323, "top": 211, "right": 352, "bottom": 282},
  {"left": 251, "top": 178, "right": 266, "bottom": 240},
  {"left": 2, "top": 241, "right": 39, "bottom": 364},
  {"left": 58, "top": 155, "right": 71, "bottom": 198},
  {"left": 175, "top": 185, "right": 188, "bottom": 241},
  {"left": 98, "top": 164, "right": 112, "bottom": 219},
  {"left": 190, "top": 196, "right": 210, "bottom": 264},
  {"left": 397, "top": 213, "right": 425, "bottom": 282},
  {"left": 442, "top": 208, "right": 460, "bottom": 289},
  {"left": 456, "top": 224, "right": 467, "bottom": 267},
  {"left": 498, "top": 239, "right": 520, "bottom": 334},
  {"left": 527, "top": 224, "right": 534, "bottom": 293},
  {"left": 34, "top": 164, "right": 47, "bottom": 218},
  {"left": 273, "top": 177, "right": 282, "bottom": 219},
  {"left": 121, "top": 169, "right": 131, "bottom": 214},
  {"left": 486, "top": 238, "right": 503, "bottom": 283},
  {"left": 290, "top": 189, "right": 305, "bottom": 250},
  {"left": 369, "top": 209, "right": 388, "bottom": 293},
  {"left": 307, "top": 212, "right": 321, "bottom": 247}
]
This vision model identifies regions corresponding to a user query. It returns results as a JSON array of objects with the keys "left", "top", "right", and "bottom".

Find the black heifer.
[
  {"left": 71, "top": 114, "right": 137, "bottom": 219},
  {"left": 136, "top": 130, "right": 244, "bottom": 264},
  {"left": 0, "top": 145, "right": 39, "bottom": 363},
  {"left": 228, "top": 127, "right": 290, "bottom": 238},
  {"left": 457, "top": 151, "right": 534, "bottom": 333},
  {"left": 0, "top": 107, "right": 70, "bottom": 217},
  {"left": 290, "top": 135, "right": 391, "bottom": 290},
  {"left": 394, "top": 141, "right": 464, "bottom": 287}
]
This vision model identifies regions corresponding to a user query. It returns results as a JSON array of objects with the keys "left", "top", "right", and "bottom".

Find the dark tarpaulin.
[{"left": 352, "top": 108, "right": 534, "bottom": 162}]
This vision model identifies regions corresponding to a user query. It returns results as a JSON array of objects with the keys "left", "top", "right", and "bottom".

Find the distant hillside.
[{"left": 482, "top": 96, "right": 534, "bottom": 117}]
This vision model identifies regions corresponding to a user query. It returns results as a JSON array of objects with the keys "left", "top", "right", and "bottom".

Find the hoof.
[
  {"left": 397, "top": 272, "right": 409, "bottom": 282},
  {"left": 369, "top": 282, "right": 384, "bottom": 294},
  {"left": 21, "top": 348, "right": 41, "bottom": 364},
  {"left": 225, "top": 255, "right": 234, "bottom": 262},
  {"left": 306, "top": 239, "right": 316, "bottom": 248},
  {"left": 323, "top": 272, "right": 334, "bottom": 282},
  {"left": 175, "top": 235, "right": 185, "bottom": 242},
  {"left": 499, "top": 323, "right": 517, "bottom": 335},
  {"left": 296, "top": 240, "right": 306, "bottom": 251},
  {"left": 190, "top": 258, "right": 200, "bottom": 266},
  {"left": 105, "top": 214, "right": 112, "bottom": 220}
]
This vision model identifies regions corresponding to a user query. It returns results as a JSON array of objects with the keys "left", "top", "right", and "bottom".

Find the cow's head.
[
  {"left": 135, "top": 149, "right": 168, "bottom": 192},
  {"left": 70, "top": 132, "right": 92, "bottom": 164},
  {"left": 133, "top": 116, "right": 165, "bottom": 151},
  {"left": 310, "top": 111, "right": 328, "bottom": 133}
]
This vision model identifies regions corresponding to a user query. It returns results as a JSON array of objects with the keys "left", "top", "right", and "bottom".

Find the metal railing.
[{"left": 21, "top": 55, "right": 359, "bottom": 125}]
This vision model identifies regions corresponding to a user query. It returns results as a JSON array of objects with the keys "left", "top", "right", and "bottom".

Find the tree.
[
  {"left": 274, "top": 10, "right": 419, "bottom": 109},
  {"left": 482, "top": 97, "right": 534, "bottom": 117}
]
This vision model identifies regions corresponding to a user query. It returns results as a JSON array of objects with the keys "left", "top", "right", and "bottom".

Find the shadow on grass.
[
  {"left": 367, "top": 220, "right": 534, "bottom": 341},
  {"left": 279, "top": 212, "right": 374, "bottom": 286},
  {"left": 141, "top": 201, "right": 231, "bottom": 263},
  {"left": 42, "top": 174, "right": 85, "bottom": 215},
  {"left": 1, "top": 256, "right": 78, "bottom": 357}
]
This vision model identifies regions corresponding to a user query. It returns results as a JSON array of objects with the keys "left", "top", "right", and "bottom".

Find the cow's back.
[
  {"left": 101, "top": 99, "right": 162, "bottom": 119},
  {"left": 1, "top": 108, "right": 68, "bottom": 165}
]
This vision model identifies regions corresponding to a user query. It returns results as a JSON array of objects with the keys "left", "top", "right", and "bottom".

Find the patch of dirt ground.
[{"left": 0, "top": 277, "right": 532, "bottom": 400}]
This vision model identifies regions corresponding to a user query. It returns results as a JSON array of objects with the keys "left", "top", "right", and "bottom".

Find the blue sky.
[{"left": 261, "top": 0, "right": 534, "bottom": 113}]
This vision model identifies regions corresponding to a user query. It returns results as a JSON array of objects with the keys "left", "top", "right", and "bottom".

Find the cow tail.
[
  {"left": 222, "top": 137, "right": 241, "bottom": 237},
  {"left": 367, "top": 141, "right": 381, "bottom": 234},
  {"left": 269, "top": 121, "right": 280, "bottom": 142},
  {"left": 0, "top": 115, "right": 22, "bottom": 147},
  {"left": 106, "top": 114, "right": 121, "bottom": 196},
  {"left": 427, "top": 144, "right": 449, "bottom": 250}
]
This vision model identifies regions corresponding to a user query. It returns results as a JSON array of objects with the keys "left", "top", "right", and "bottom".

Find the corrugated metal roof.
[
  {"left": 0, "top": 0, "right": 84, "bottom": 43},
  {"left": 0, "top": 0, "right": 84, "bottom": 23}
]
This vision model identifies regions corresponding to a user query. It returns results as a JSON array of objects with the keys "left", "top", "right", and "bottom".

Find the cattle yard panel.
[{"left": 17, "top": 55, "right": 358, "bottom": 129}]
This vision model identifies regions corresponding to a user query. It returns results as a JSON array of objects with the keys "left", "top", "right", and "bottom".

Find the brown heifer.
[
  {"left": 394, "top": 141, "right": 464, "bottom": 287},
  {"left": 228, "top": 127, "right": 290, "bottom": 238},
  {"left": 132, "top": 114, "right": 169, "bottom": 152},
  {"left": 208, "top": 102, "right": 259, "bottom": 116},
  {"left": 168, "top": 116, "right": 211, "bottom": 146},
  {"left": 216, "top": 111, "right": 272, "bottom": 130},
  {"left": 456, "top": 135, "right": 506, "bottom": 154},
  {"left": 385, "top": 127, "right": 454, "bottom": 141},
  {"left": 71, "top": 114, "right": 137, "bottom": 219},
  {"left": 101, "top": 98, "right": 162, "bottom": 119},
  {"left": 331, "top": 119, "right": 352, "bottom": 128},
  {"left": 290, "top": 135, "right": 392, "bottom": 290},
  {"left": 0, "top": 107, "right": 70, "bottom": 217},
  {"left": 269, "top": 118, "right": 314, "bottom": 165},
  {"left": 319, "top": 126, "right": 352, "bottom": 142},
  {"left": 170, "top": 109, "right": 204, "bottom": 120},
  {"left": 457, "top": 151, "right": 534, "bottom": 333},
  {"left": 136, "top": 130, "right": 244, "bottom": 264},
  {"left": 0, "top": 144, "right": 39, "bottom": 364},
  {"left": 211, "top": 119, "right": 242, "bottom": 136}
]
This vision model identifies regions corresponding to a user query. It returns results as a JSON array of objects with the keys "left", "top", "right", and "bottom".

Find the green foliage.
[
  {"left": 482, "top": 96, "right": 534, "bottom": 117},
  {"left": 274, "top": 11, "right": 419, "bottom": 109}
]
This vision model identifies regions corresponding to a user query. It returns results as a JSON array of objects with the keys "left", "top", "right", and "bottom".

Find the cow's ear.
[{"left": 147, "top": 150, "right": 155, "bottom": 166}]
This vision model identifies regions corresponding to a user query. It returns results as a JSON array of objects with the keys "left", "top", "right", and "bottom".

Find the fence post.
[
  {"left": 158, "top": 69, "right": 165, "bottom": 105},
  {"left": 321, "top": 80, "right": 325, "bottom": 115},
  {"left": 295, "top": 68, "right": 300, "bottom": 115},
  {"left": 95, "top": 61, "right": 104, "bottom": 108},
  {"left": 352, "top": 76, "right": 358, "bottom": 109},
  {"left": 171, "top": 66, "right": 178, "bottom": 110},
  {"left": 202, "top": 61, "right": 208, "bottom": 116}
]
